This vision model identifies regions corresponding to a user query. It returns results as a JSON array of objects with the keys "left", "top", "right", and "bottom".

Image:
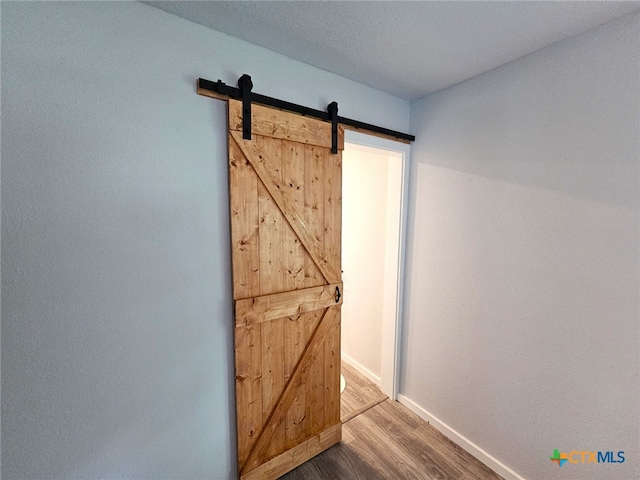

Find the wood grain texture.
[
  {"left": 340, "top": 363, "right": 387, "bottom": 423},
  {"left": 280, "top": 140, "right": 309, "bottom": 451},
  {"left": 281, "top": 399, "right": 505, "bottom": 480},
  {"left": 229, "top": 99, "right": 339, "bottom": 150},
  {"left": 261, "top": 317, "right": 285, "bottom": 460},
  {"left": 228, "top": 133, "right": 260, "bottom": 300},
  {"left": 347, "top": 401, "right": 456, "bottom": 479},
  {"left": 282, "top": 141, "right": 306, "bottom": 292},
  {"left": 241, "top": 423, "right": 341, "bottom": 480},
  {"left": 196, "top": 83, "right": 229, "bottom": 102},
  {"left": 235, "top": 324, "right": 263, "bottom": 469},
  {"left": 241, "top": 306, "right": 341, "bottom": 475},
  {"left": 306, "top": 332, "right": 325, "bottom": 439},
  {"left": 203, "top": 95, "right": 372, "bottom": 150},
  {"left": 229, "top": 101, "right": 342, "bottom": 479},
  {"left": 284, "top": 313, "right": 308, "bottom": 449},
  {"left": 323, "top": 314, "right": 341, "bottom": 426},
  {"left": 303, "top": 144, "right": 327, "bottom": 288},
  {"left": 231, "top": 131, "right": 341, "bottom": 285},
  {"left": 257, "top": 134, "right": 284, "bottom": 297},
  {"left": 255, "top": 133, "right": 286, "bottom": 460},
  {"left": 303, "top": 144, "right": 327, "bottom": 441},
  {"left": 235, "top": 283, "right": 343, "bottom": 326},
  {"left": 324, "top": 147, "right": 342, "bottom": 272}
]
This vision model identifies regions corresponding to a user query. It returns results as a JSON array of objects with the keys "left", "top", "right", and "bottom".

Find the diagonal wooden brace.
[
  {"left": 240, "top": 305, "right": 340, "bottom": 475},
  {"left": 230, "top": 131, "right": 341, "bottom": 285}
]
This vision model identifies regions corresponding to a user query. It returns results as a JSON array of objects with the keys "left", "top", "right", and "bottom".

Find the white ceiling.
[{"left": 144, "top": 1, "right": 640, "bottom": 101}]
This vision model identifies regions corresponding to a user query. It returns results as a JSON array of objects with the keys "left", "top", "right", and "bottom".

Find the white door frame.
[{"left": 343, "top": 130, "right": 411, "bottom": 401}]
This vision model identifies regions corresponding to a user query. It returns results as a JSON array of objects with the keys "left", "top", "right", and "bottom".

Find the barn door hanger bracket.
[
  {"left": 328, "top": 101, "right": 339, "bottom": 154},
  {"left": 238, "top": 74, "right": 253, "bottom": 140},
  {"left": 237, "top": 74, "right": 339, "bottom": 152},
  {"left": 197, "top": 74, "right": 416, "bottom": 151}
]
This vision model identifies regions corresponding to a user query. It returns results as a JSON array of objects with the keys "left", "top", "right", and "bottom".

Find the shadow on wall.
[
  {"left": 399, "top": 12, "right": 639, "bottom": 480},
  {"left": 409, "top": 32, "right": 638, "bottom": 211}
]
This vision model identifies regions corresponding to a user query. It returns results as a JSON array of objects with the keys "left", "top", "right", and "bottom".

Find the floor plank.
[
  {"left": 342, "top": 402, "right": 455, "bottom": 480},
  {"left": 340, "top": 362, "right": 387, "bottom": 422},
  {"left": 280, "top": 364, "right": 504, "bottom": 480}
]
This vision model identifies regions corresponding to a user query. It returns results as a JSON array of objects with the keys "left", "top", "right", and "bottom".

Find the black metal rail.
[{"left": 198, "top": 75, "right": 415, "bottom": 153}]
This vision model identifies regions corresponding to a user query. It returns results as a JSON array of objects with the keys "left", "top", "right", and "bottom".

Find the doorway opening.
[{"left": 340, "top": 131, "right": 410, "bottom": 421}]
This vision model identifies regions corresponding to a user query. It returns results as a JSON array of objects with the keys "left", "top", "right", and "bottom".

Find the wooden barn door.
[{"left": 227, "top": 99, "right": 343, "bottom": 479}]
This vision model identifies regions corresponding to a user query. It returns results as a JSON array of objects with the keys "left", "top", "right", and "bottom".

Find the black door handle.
[{"left": 335, "top": 286, "right": 341, "bottom": 303}]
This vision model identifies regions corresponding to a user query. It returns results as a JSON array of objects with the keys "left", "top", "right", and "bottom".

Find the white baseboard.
[
  {"left": 397, "top": 394, "right": 526, "bottom": 480},
  {"left": 341, "top": 353, "right": 381, "bottom": 386}
]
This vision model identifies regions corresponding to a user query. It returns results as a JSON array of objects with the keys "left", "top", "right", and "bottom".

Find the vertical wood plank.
[
  {"left": 256, "top": 134, "right": 286, "bottom": 460},
  {"left": 304, "top": 145, "right": 326, "bottom": 438},
  {"left": 324, "top": 149, "right": 342, "bottom": 275},
  {"left": 282, "top": 139, "right": 308, "bottom": 450},
  {"left": 229, "top": 133, "right": 260, "bottom": 300},
  {"left": 284, "top": 313, "right": 307, "bottom": 449},
  {"left": 261, "top": 318, "right": 285, "bottom": 459},
  {"left": 257, "top": 135, "right": 284, "bottom": 297},
  {"left": 230, "top": 118, "right": 263, "bottom": 471},
  {"left": 236, "top": 324, "right": 263, "bottom": 469},
  {"left": 282, "top": 140, "right": 306, "bottom": 292},
  {"left": 324, "top": 148, "right": 342, "bottom": 427},
  {"left": 323, "top": 311, "right": 341, "bottom": 426},
  {"left": 305, "top": 309, "right": 325, "bottom": 438},
  {"left": 303, "top": 145, "right": 325, "bottom": 288}
]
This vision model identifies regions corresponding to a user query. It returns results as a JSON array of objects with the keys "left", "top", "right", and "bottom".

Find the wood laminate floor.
[
  {"left": 280, "top": 363, "right": 504, "bottom": 480},
  {"left": 340, "top": 362, "right": 388, "bottom": 423}
]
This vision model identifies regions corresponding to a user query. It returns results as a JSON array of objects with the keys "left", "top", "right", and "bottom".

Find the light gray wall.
[
  {"left": 1, "top": 3, "right": 410, "bottom": 479},
  {"left": 403, "top": 12, "right": 639, "bottom": 480}
]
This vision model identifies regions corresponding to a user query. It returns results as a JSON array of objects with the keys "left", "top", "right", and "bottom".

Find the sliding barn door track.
[{"left": 197, "top": 74, "right": 415, "bottom": 154}]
